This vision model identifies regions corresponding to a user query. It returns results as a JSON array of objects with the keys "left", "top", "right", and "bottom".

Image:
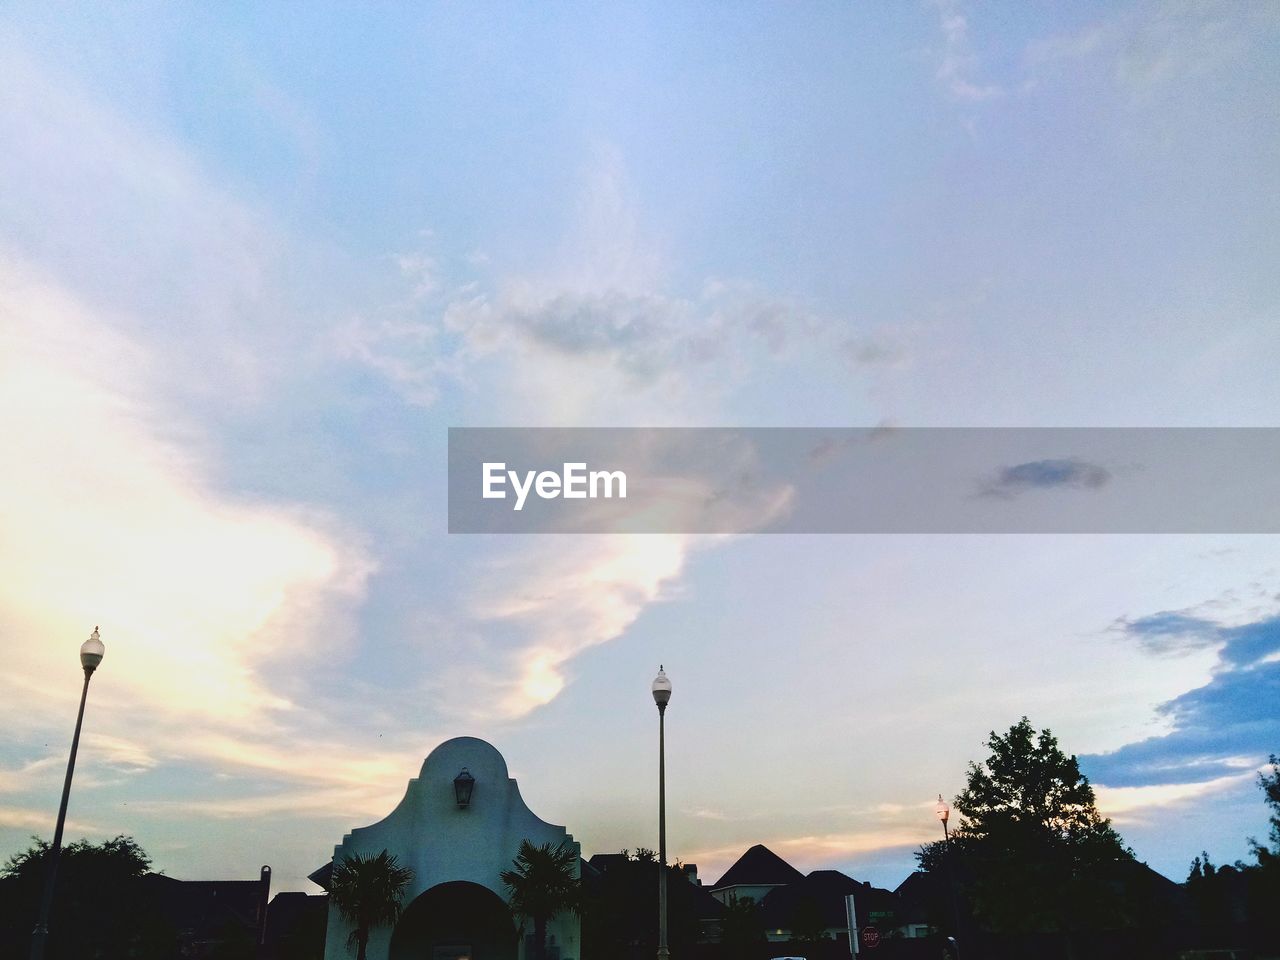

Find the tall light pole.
[
  {"left": 30, "top": 627, "right": 105, "bottom": 960},
  {"left": 936, "top": 794, "right": 962, "bottom": 960},
  {"left": 651, "top": 666, "right": 672, "bottom": 960}
]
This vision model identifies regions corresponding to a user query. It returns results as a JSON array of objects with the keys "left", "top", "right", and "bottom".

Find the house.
[
  {"left": 709, "top": 843, "right": 804, "bottom": 906},
  {"left": 137, "top": 868, "right": 272, "bottom": 956},
  {"left": 581, "top": 851, "right": 725, "bottom": 956},
  {"left": 314, "top": 736, "right": 581, "bottom": 960},
  {"left": 262, "top": 891, "right": 329, "bottom": 960},
  {"left": 760, "top": 869, "right": 918, "bottom": 946},
  {"left": 705, "top": 844, "right": 943, "bottom": 954}
]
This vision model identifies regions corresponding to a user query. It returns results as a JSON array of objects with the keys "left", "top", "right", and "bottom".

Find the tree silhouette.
[
  {"left": 328, "top": 850, "right": 413, "bottom": 960},
  {"left": 918, "top": 718, "right": 1133, "bottom": 953},
  {"left": 1, "top": 835, "right": 170, "bottom": 959},
  {"left": 719, "top": 892, "right": 765, "bottom": 955},
  {"left": 1250, "top": 754, "right": 1280, "bottom": 867},
  {"left": 500, "top": 839, "right": 579, "bottom": 960}
]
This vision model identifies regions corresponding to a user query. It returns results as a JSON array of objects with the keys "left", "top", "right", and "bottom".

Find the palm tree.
[
  {"left": 328, "top": 849, "right": 414, "bottom": 960},
  {"left": 500, "top": 839, "right": 580, "bottom": 960}
]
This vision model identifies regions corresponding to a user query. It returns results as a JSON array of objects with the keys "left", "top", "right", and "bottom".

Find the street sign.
[{"left": 861, "top": 926, "right": 880, "bottom": 949}]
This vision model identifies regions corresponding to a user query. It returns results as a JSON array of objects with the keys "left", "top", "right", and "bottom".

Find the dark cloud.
[
  {"left": 1115, "top": 610, "right": 1221, "bottom": 656},
  {"left": 1081, "top": 612, "right": 1280, "bottom": 788},
  {"left": 842, "top": 336, "right": 904, "bottom": 367},
  {"left": 444, "top": 287, "right": 873, "bottom": 389},
  {"left": 980, "top": 457, "right": 1111, "bottom": 499},
  {"left": 516, "top": 293, "right": 672, "bottom": 363}
]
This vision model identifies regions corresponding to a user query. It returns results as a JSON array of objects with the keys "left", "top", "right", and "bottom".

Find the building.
[
  {"left": 315, "top": 736, "right": 580, "bottom": 960},
  {"left": 709, "top": 843, "right": 804, "bottom": 907},
  {"left": 138, "top": 868, "right": 272, "bottom": 956},
  {"left": 708, "top": 844, "right": 933, "bottom": 953}
]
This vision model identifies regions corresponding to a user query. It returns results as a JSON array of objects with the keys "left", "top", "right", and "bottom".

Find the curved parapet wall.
[{"left": 323, "top": 737, "right": 580, "bottom": 960}]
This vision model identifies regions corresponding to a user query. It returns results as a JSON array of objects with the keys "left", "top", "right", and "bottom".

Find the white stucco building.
[{"left": 319, "top": 737, "right": 580, "bottom": 960}]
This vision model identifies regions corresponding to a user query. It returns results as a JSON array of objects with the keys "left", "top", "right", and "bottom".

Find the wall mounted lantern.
[{"left": 453, "top": 767, "right": 475, "bottom": 808}]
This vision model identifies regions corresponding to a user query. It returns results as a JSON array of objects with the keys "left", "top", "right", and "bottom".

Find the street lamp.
[
  {"left": 936, "top": 794, "right": 962, "bottom": 960},
  {"left": 651, "top": 666, "right": 672, "bottom": 960},
  {"left": 30, "top": 627, "right": 105, "bottom": 960}
]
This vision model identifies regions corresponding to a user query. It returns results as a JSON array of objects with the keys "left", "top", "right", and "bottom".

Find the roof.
[
  {"left": 761, "top": 870, "right": 901, "bottom": 930},
  {"left": 584, "top": 853, "right": 725, "bottom": 922},
  {"left": 307, "top": 860, "right": 332, "bottom": 891},
  {"left": 263, "top": 891, "right": 329, "bottom": 954},
  {"left": 138, "top": 874, "right": 267, "bottom": 935},
  {"left": 893, "top": 870, "right": 940, "bottom": 920},
  {"left": 712, "top": 844, "right": 805, "bottom": 890}
]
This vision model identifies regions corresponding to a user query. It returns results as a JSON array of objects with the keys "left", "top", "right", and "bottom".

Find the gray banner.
[{"left": 447, "top": 427, "right": 1280, "bottom": 534}]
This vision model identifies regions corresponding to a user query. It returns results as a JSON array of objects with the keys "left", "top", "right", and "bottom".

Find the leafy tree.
[
  {"left": 501, "top": 839, "right": 580, "bottom": 960},
  {"left": 1181, "top": 760, "right": 1280, "bottom": 953},
  {"left": 1185, "top": 852, "right": 1243, "bottom": 943},
  {"left": 719, "top": 892, "right": 765, "bottom": 955},
  {"left": 917, "top": 718, "right": 1133, "bottom": 952},
  {"left": 1249, "top": 754, "right": 1280, "bottom": 868},
  {"left": 789, "top": 895, "right": 830, "bottom": 943},
  {"left": 0, "top": 835, "right": 171, "bottom": 959},
  {"left": 580, "top": 849, "right": 702, "bottom": 958},
  {"left": 328, "top": 849, "right": 413, "bottom": 960}
]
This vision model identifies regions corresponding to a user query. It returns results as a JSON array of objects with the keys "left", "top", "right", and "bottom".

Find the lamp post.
[
  {"left": 30, "top": 627, "right": 105, "bottom": 960},
  {"left": 651, "top": 666, "right": 672, "bottom": 960},
  {"left": 936, "top": 794, "right": 962, "bottom": 960}
]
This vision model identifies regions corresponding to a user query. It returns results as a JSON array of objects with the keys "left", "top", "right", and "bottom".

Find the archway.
[{"left": 389, "top": 881, "right": 518, "bottom": 960}]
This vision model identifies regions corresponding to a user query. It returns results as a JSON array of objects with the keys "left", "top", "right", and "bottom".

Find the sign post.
[{"left": 845, "top": 893, "right": 859, "bottom": 957}]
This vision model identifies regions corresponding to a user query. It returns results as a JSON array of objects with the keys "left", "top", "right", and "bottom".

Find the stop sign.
[{"left": 861, "top": 925, "right": 881, "bottom": 948}]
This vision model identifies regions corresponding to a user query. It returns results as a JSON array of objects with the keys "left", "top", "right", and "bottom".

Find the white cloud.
[
  {"left": 443, "top": 534, "right": 693, "bottom": 719},
  {"left": 1096, "top": 769, "right": 1256, "bottom": 826},
  {"left": 933, "top": 0, "right": 1003, "bottom": 103},
  {"left": 0, "top": 256, "right": 384, "bottom": 796},
  {"left": 0, "top": 805, "right": 104, "bottom": 835}
]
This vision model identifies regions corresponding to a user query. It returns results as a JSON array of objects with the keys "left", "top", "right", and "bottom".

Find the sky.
[{"left": 1, "top": 1, "right": 1279, "bottom": 894}]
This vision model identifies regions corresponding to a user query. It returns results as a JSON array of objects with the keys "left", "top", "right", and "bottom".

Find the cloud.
[
  {"left": 1024, "top": 1, "right": 1276, "bottom": 104},
  {"left": 0, "top": 46, "right": 465, "bottom": 843},
  {"left": 1113, "top": 611, "right": 1220, "bottom": 656},
  {"left": 979, "top": 458, "right": 1111, "bottom": 499},
  {"left": 843, "top": 336, "right": 908, "bottom": 369},
  {"left": 343, "top": 150, "right": 899, "bottom": 415},
  {"left": 1095, "top": 771, "right": 1257, "bottom": 827},
  {"left": 0, "top": 43, "right": 303, "bottom": 409},
  {"left": 440, "top": 534, "right": 693, "bottom": 720},
  {"left": 0, "top": 805, "right": 104, "bottom": 835},
  {"left": 433, "top": 281, "right": 850, "bottom": 397},
  {"left": 0, "top": 256, "right": 403, "bottom": 812},
  {"left": 1083, "top": 611, "right": 1280, "bottom": 787},
  {"left": 933, "top": 0, "right": 1003, "bottom": 102},
  {"left": 1114, "top": 0, "right": 1255, "bottom": 99}
]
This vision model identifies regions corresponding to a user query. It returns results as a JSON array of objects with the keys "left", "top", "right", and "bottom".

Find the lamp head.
[
  {"left": 651, "top": 665, "right": 671, "bottom": 708},
  {"left": 453, "top": 767, "right": 476, "bottom": 808},
  {"left": 80, "top": 626, "right": 105, "bottom": 675},
  {"left": 935, "top": 794, "right": 950, "bottom": 823}
]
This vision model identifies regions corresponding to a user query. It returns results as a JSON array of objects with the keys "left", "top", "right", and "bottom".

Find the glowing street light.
[
  {"left": 936, "top": 794, "right": 962, "bottom": 960},
  {"left": 30, "top": 627, "right": 106, "bottom": 960},
  {"left": 652, "top": 666, "right": 672, "bottom": 960}
]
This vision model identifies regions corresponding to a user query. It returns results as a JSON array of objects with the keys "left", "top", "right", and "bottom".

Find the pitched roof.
[
  {"left": 712, "top": 844, "right": 804, "bottom": 890},
  {"left": 307, "top": 860, "right": 332, "bottom": 890},
  {"left": 263, "top": 891, "right": 329, "bottom": 953},
  {"left": 137, "top": 873, "right": 267, "bottom": 935},
  {"left": 761, "top": 870, "right": 902, "bottom": 930}
]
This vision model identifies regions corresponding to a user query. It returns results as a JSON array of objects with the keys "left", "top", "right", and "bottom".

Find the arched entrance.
[{"left": 389, "top": 881, "right": 518, "bottom": 960}]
